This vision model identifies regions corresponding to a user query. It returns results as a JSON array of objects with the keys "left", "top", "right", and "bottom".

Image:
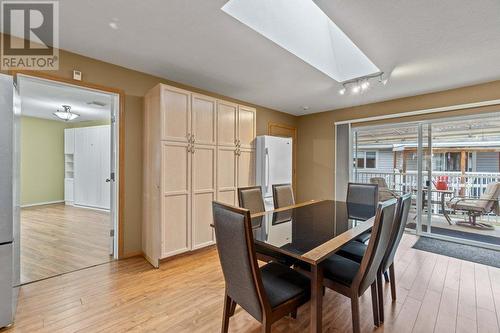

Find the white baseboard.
[{"left": 21, "top": 200, "right": 64, "bottom": 208}]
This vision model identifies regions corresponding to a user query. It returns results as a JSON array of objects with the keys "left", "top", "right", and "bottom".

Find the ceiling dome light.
[
  {"left": 53, "top": 105, "right": 79, "bottom": 122},
  {"left": 351, "top": 85, "right": 361, "bottom": 94}
]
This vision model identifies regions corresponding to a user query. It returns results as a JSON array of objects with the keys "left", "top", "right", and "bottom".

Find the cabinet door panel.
[
  {"left": 238, "top": 149, "right": 256, "bottom": 188},
  {"left": 217, "top": 147, "right": 237, "bottom": 190},
  {"left": 217, "top": 101, "right": 237, "bottom": 147},
  {"left": 192, "top": 192, "right": 215, "bottom": 249},
  {"left": 238, "top": 106, "right": 256, "bottom": 148},
  {"left": 162, "top": 142, "right": 190, "bottom": 194},
  {"left": 217, "top": 190, "right": 237, "bottom": 206},
  {"left": 161, "top": 86, "right": 191, "bottom": 142},
  {"left": 161, "top": 141, "right": 191, "bottom": 258},
  {"left": 192, "top": 94, "right": 216, "bottom": 146},
  {"left": 162, "top": 194, "right": 190, "bottom": 257},
  {"left": 192, "top": 145, "right": 216, "bottom": 249},
  {"left": 217, "top": 147, "right": 237, "bottom": 205}
]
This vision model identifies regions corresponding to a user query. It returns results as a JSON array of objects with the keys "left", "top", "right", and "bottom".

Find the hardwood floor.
[
  {"left": 4, "top": 234, "right": 500, "bottom": 332},
  {"left": 21, "top": 203, "right": 112, "bottom": 284}
]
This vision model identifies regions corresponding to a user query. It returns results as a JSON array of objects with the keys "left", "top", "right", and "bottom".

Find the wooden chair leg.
[
  {"left": 262, "top": 319, "right": 272, "bottom": 333},
  {"left": 377, "top": 272, "right": 385, "bottom": 323},
  {"left": 370, "top": 282, "right": 380, "bottom": 327},
  {"left": 351, "top": 295, "right": 361, "bottom": 333},
  {"left": 222, "top": 292, "right": 232, "bottom": 333},
  {"left": 229, "top": 300, "right": 237, "bottom": 316},
  {"left": 389, "top": 263, "right": 397, "bottom": 301}
]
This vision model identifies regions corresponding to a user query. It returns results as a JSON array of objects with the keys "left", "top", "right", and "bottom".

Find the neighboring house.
[{"left": 356, "top": 147, "right": 500, "bottom": 173}]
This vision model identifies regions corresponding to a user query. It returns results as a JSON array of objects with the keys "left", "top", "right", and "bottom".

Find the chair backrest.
[
  {"left": 272, "top": 183, "right": 295, "bottom": 209},
  {"left": 370, "top": 177, "right": 389, "bottom": 190},
  {"left": 346, "top": 182, "right": 379, "bottom": 221},
  {"left": 238, "top": 186, "right": 266, "bottom": 213},
  {"left": 212, "top": 201, "right": 267, "bottom": 322},
  {"left": 238, "top": 186, "right": 266, "bottom": 227},
  {"left": 381, "top": 193, "right": 412, "bottom": 273},
  {"left": 355, "top": 198, "right": 397, "bottom": 294},
  {"left": 479, "top": 182, "right": 500, "bottom": 211}
]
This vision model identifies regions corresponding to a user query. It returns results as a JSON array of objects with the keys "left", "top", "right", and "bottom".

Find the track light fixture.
[{"left": 338, "top": 72, "right": 388, "bottom": 95}]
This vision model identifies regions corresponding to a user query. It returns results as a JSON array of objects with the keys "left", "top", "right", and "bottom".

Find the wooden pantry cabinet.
[{"left": 143, "top": 84, "right": 256, "bottom": 267}]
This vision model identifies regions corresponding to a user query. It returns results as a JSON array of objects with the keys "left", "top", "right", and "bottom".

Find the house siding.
[{"left": 476, "top": 152, "right": 500, "bottom": 172}]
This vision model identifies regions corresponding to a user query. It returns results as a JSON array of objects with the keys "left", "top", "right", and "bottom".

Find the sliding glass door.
[{"left": 350, "top": 113, "right": 500, "bottom": 250}]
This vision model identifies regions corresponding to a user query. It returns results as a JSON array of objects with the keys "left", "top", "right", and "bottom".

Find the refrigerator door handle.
[{"left": 265, "top": 148, "right": 270, "bottom": 190}]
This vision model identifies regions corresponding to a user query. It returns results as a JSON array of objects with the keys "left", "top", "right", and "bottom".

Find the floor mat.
[{"left": 412, "top": 236, "right": 500, "bottom": 268}]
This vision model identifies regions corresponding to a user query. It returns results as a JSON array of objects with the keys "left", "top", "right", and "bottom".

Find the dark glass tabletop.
[{"left": 251, "top": 200, "right": 375, "bottom": 262}]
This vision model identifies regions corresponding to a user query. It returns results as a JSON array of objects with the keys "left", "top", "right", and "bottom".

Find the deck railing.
[{"left": 356, "top": 170, "right": 500, "bottom": 198}]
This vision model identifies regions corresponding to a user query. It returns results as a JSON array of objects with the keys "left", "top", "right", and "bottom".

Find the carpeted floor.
[{"left": 412, "top": 236, "right": 500, "bottom": 268}]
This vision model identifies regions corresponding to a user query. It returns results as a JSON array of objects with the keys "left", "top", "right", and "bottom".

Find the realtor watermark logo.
[{"left": 1, "top": 1, "right": 59, "bottom": 70}]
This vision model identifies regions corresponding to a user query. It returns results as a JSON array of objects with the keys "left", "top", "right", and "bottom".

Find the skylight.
[{"left": 222, "top": 0, "right": 380, "bottom": 82}]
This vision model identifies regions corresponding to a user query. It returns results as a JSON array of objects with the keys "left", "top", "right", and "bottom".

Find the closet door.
[
  {"left": 217, "top": 100, "right": 237, "bottom": 147},
  {"left": 161, "top": 141, "right": 191, "bottom": 258},
  {"left": 238, "top": 148, "right": 256, "bottom": 188},
  {"left": 161, "top": 86, "right": 191, "bottom": 143},
  {"left": 192, "top": 94, "right": 216, "bottom": 146},
  {"left": 74, "top": 128, "right": 98, "bottom": 207},
  {"left": 217, "top": 146, "right": 238, "bottom": 205},
  {"left": 191, "top": 144, "right": 216, "bottom": 249},
  {"left": 238, "top": 105, "right": 256, "bottom": 149}
]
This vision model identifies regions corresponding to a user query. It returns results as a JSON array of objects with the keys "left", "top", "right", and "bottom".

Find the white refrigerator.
[
  {"left": 0, "top": 74, "right": 20, "bottom": 328},
  {"left": 256, "top": 136, "right": 293, "bottom": 210}
]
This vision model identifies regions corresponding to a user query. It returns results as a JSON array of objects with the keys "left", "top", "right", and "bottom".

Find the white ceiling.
[
  {"left": 19, "top": 76, "right": 112, "bottom": 122},
  {"left": 14, "top": 0, "right": 500, "bottom": 115}
]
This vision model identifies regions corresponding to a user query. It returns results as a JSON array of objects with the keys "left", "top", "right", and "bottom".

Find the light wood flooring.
[
  {"left": 21, "top": 204, "right": 112, "bottom": 284},
  {"left": 4, "top": 234, "right": 500, "bottom": 333}
]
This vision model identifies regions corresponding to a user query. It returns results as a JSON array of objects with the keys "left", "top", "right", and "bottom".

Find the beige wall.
[
  {"left": 7, "top": 46, "right": 296, "bottom": 256},
  {"left": 296, "top": 80, "right": 500, "bottom": 203}
]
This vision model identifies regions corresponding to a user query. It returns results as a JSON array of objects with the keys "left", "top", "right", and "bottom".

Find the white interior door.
[
  {"left": 74, "top": 126, "right": 111, "bottom": 210},
  {"left": 109, "top": 96, "right": 118, "bottom": 257}
]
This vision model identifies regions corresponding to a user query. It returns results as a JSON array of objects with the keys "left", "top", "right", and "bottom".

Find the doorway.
[{"left": 16, "top": 74, "right": 121, "bottom": 284}]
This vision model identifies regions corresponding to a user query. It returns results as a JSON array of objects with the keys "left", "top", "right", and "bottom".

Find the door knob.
[{"left": 106, "top": 178, "right": 111, "bottom": 183}]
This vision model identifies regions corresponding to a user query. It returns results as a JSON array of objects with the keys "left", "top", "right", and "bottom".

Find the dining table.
[{"left": 249, "top": 199, "right": 376, "bottom": 333}]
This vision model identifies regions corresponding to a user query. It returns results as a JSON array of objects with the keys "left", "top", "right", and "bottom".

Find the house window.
[{"left": 355, "top": 151, "right": 377, "bottom": 169}]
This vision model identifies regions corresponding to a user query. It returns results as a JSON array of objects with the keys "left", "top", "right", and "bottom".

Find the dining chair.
[
  {"left": 272, "top": 183, "right": 295, "bottom": 208},
  {"left": 212, "top": 202, "right": 310, "bottom": 333},
  {"left": 320, "top": 198, "right": 397, "bottom": 333},
  {"left": 347, "top": 182, "right": 379, "bottom": 243},
  {"left": 347, "top": 182, "right": 379, "bottom": 221},
  {"left": 335, "top": 193, "right": 412, "bottom": 323}
]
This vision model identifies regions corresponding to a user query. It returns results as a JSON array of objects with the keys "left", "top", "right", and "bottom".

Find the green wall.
[
  {"left": 21, "top": 116, "right": 111, "bottom": 206},
  {"left": 21, "top": 116, "right": 68, "bottom": 206}
]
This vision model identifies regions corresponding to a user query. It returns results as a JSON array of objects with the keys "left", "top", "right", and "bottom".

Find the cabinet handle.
[
  {"left": 191, "top": 135, "right": 195, "bottom": 144},
  {"left": 187, "top": 145, "right": 191, "bottom": 153},
  {"left": 187, "top": 133, "right": 191, "bottom": 142},
  {"left": 192, "top": 147, "right": 195, "bottom": 154}
]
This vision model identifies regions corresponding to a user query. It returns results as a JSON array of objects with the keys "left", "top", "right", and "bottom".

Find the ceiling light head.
[
  {"left": 109, "top": 22, "right": 118, "bottom": 30},
  {"left": 361, "top": 80, "right": 370, "bottom": 90},
  {"left": 302, "top": 106, "right": 309, "bottom": 111},
  {"left": 53, "top": 105, "right": 80, "bottom": 122},
  {"left": 338, "top": 87, "right": 346, "bottom": 95},
  {"left": 351, "top": 84, "right": 361, "bottom": 94}
]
